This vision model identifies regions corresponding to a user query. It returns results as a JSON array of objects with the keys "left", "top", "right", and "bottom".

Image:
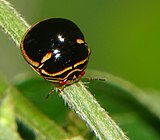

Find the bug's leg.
[
  {"left": 46, "top": 84, "right": 66, "bottom": 98},
  {"left": 46, "top": 89, "right": 55, "bottom": 99},
  {"left": 56, "top": 86, "right": 66, "bottom": 93},
  {"left": 83, "top": 77, "right": 106, "bottom": 81}
]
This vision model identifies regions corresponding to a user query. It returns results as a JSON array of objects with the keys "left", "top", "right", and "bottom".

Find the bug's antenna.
[{"left": 83, "top": 77, "right": 106, "bottom": 82}]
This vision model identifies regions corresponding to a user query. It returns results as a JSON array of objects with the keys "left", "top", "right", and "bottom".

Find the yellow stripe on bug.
[
  {"left": 20, "top": 44, "right": 39, "bottom": 67},
  {"left": 41, "top": 52, "right": 52, "bottom": 63},
  {"left": 76, "top": 39, "right": 85, "bottom": 44},
  {"left": 43, "top": 68, "right": 82, "bottom": 81},
  {"left": 40, "top": 66, "right": 73, "bottom": 77},
  {"left": 74, "top": 58, "right": 88, "bottom": 68}
]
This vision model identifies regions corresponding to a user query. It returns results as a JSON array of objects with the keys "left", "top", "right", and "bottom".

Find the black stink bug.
[{"left": 20, "top": 18, "right": 91, "bottom": 93}]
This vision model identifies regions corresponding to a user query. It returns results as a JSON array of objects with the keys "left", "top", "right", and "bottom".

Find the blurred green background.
[{"left": 1, "top": 0, "right": 160, "bottom": 90}]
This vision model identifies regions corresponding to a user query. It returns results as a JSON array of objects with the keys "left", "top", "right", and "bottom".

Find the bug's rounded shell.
[{"left": 21, "top": 18, "right": 91, "bottom": 87}]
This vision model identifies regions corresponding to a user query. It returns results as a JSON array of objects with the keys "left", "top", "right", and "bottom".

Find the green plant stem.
[
  {"left": 61, "top": 81, "right": 128, "bottom": 140},
  {"left": 0, "top": 0, "right": 129, "bottom": 139},
  {"left": 0, "top": 0, "right": 29, "bottom": 46},
  {"left": 0, "top": 90, "right": 22, "bottom": 140}
]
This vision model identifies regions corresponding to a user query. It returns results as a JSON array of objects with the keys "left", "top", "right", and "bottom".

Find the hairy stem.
[
  {"left": 0, "top": 0, "right": 29, "bottom": 46},
  {"left": 61, "top": 81, "right": 128, "bottom": 140}
]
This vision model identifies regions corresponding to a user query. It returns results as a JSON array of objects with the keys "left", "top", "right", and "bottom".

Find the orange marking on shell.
[{"left": 76, "top": 39, "right": 85, "bottom": 44}]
